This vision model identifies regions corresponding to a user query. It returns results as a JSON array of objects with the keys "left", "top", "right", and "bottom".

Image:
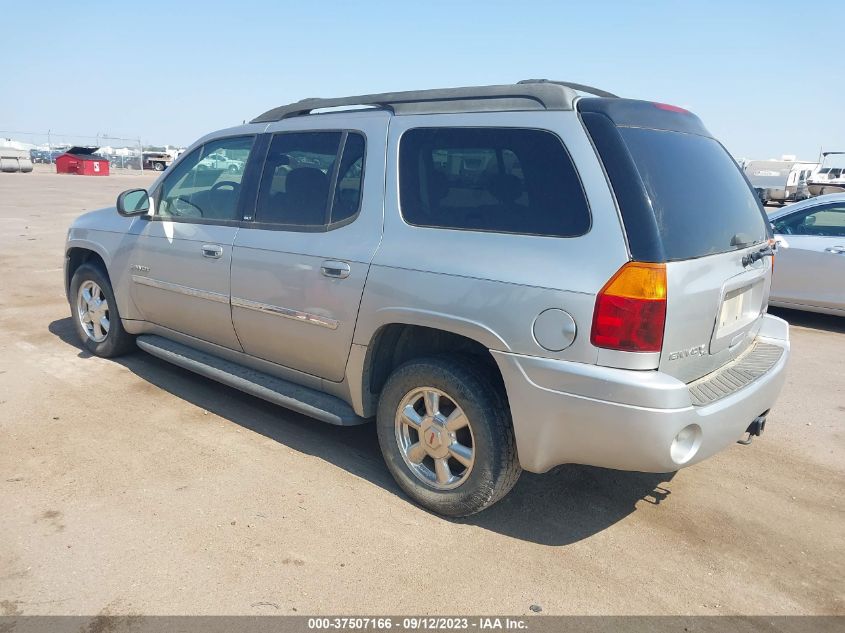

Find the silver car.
[
  {"left": 63, "top": 81, "right": 790, "bottom": 516},
  {"left": 769, "top": 193, "right": 845, "bottom": 316}
]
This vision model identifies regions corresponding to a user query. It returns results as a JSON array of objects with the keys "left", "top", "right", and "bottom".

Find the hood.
[{"left": 69, "top": 206, "right": 136, "bottom": 233}]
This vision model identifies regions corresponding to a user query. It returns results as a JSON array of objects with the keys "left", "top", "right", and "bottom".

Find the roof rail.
[
  {"left": 251, "top": 80, "right": 617, "bottom": 123},
  {"left": 517, "top": 78, "right": 619, "bottom": 99}
]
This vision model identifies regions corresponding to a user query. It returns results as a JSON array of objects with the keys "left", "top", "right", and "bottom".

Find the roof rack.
[
  {"left": 516, "top": 79, "right": 618, "bottom": 99},
  {"left": 251, "top": 79, "right": 618, "bottom": 123}
]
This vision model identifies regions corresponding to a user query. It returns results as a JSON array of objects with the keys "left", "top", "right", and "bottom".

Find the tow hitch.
[{"left": 737, "top": 413, "right": 767, "bottom": 445}]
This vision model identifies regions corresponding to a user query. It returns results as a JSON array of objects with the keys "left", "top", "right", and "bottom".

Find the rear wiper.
[
  {"left": 742, "top": 243, "right": 776, "bottom": 267},
  {"left": 731, "top": 233, "right": 755, "bottom": 247}
]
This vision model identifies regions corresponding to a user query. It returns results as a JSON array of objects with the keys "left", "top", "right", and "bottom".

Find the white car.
[
  {"left": 197, "top": 152, "right": 244, "bottom": 173},
  {"left": 769, "top": 193, "right": 845, "bottom": 315}
]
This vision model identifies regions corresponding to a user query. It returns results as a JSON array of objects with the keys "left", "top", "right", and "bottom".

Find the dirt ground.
[{"left": 0, "top": 167, "right": 842, "bottom": 616}]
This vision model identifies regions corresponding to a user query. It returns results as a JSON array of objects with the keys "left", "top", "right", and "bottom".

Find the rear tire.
[
  {"left": 376, "top": 356, "right": 521, "bottom": 517},
  {"left": 69, "top": 263, "right": 135, "bottom": 358}
]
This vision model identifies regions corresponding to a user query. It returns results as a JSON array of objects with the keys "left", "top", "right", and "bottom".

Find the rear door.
[
  {"left": 580, "top": 99, "right": 772, "bottom": 382},
  {"left": 230, "top": 112, "right": 388, "bottom": 382},
  {"left": 771, "top": 202, "right": 845, "bottom": 311}
]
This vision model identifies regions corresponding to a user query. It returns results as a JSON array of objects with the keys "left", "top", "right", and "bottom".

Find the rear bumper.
[{"left": 493, "top": 314, "right": 790, "bottom": 474}]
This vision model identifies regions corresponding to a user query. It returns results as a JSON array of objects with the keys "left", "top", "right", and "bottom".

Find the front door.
[
  {"left": 128, "top": 135, "right": 256, "bottom": 349},
  {"left": 230, "top": 114, "right": 388, "bottom": 381}
]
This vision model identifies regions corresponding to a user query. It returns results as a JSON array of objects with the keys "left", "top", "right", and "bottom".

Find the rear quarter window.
[{"left": 399, "top": 127, "right": 590, "bottom": 238}]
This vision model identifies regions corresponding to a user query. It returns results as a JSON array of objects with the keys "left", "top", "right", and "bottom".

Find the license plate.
[{"left": 717, "top": 285, "right": 757, "bottom": 337}]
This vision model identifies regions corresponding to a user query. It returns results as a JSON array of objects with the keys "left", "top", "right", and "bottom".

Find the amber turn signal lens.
[{"left": 600, "top": 262, "right": 667, "bottom": 300}]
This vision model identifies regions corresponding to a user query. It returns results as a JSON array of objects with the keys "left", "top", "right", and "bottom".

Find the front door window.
[{"left": 158, "top": 136, "right": 254, "bottom": 221}]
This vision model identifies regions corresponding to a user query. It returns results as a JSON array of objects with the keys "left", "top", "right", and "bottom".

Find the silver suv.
[{"left": 64, "top": 80, "right": 790, "bottom": 516}]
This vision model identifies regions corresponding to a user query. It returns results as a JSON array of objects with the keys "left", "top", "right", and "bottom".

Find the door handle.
[
  {"left": 201, "top": 244, "right": 223, "bottom": 259},
  {"left": 824, "top": 246, "right": 845, "bottom": 254},
  {"left": 321, "top": 260, "right": 351, "bottom": 279}
]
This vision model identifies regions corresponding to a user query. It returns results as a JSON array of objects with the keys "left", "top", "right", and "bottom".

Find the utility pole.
[{"left": 138, "top": 138, "right": 143, "bottom": 172}]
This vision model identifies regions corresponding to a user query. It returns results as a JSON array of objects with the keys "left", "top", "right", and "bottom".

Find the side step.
[{"left": 136, "top": 335, "right": 368, "bottom": 426}]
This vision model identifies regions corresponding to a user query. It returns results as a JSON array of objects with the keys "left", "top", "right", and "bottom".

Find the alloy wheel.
[
  {"left": 394, "top": 387, "right": 475, "bottom": 490},
  {"left": 76, "top": 280, "right": 110, "bottom": 343}
]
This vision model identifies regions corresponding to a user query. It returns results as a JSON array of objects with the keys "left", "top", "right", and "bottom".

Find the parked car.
[
  {"left": 769, "top": 193, "right": 845, "bottom": 315},
  {"left": 109, "top": 155, "right": 140, "bottom": 170},
  {"left": 63, "top": 81, "right": 790, "bottom": 516},
  {"left": 29, "top": 149, "right": 64, "bottom": 164},
  {"left": 197, "top": 151, "right": 244, "bottom": 173}
]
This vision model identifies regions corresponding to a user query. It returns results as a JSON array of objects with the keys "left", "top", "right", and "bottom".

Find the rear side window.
[
  {"left": 618, "top": 128, "right": 767, "bottom": 259},
  {"left": 255, "top": 131, "right": 365, "bottom": 228},
  {"left": 332, "top": 132, "right": 365, "bottom": 224},
  {"left": 399, "top": 127, "right": 590, "bottom": 237}
]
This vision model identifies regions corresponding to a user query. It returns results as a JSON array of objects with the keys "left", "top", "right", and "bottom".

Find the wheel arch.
[
  {"left": 352, "top": 320, "right": 508, "bottom": 418},
  {"left": 65, "top": 243, "right": 110, "bottom": 301}
]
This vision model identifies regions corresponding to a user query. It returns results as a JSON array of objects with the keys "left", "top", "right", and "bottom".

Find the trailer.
[
  {"left": 744, "top": 159, "right": 817, "bottom": 205},
  {"left": 142, "top": 152, "right": 173, "bottom": 172}
]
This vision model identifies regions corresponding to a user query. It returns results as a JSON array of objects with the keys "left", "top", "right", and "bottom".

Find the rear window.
[
  {"left": 618, "top": 128, "right": 767, "bottom": 260},
  {"left": 399, "top": 127, "right": 590, "bottom": 237},
  {"left": 579, "top": 99, "right": 769, "bottom": 262}
]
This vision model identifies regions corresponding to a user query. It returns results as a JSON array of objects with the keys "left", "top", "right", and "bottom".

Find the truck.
[{"left": 142, "top": 152, "right": 173, "bottom": 172}]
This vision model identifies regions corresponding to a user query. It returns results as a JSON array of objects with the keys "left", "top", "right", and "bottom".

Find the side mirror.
[
  {"left": 774, "top": 235, "right": 789, "bottom": 249},
  {"left": 117, "top": 189, "right": 150, "bottom": 216}
]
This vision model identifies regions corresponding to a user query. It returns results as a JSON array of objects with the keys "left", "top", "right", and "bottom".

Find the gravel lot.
[{"left": 1, "top": 167, "right": 842, "bottom": 616}]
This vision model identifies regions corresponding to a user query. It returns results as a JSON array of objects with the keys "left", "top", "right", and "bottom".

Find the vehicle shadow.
[
  {"left": 49, "top": 317, "right": 675, "bottom": 546},
  {"left": 768, "top": 307, "right": 845, "bottom": 334}
]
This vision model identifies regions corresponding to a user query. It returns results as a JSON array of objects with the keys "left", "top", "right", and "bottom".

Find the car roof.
[{"left": 769, "top": 193, "right": 845, "bottom": 219}]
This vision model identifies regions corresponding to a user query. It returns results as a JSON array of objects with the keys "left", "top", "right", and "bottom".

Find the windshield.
[{"left": 618, "top": 127, "right": 768, "bottom": 259}]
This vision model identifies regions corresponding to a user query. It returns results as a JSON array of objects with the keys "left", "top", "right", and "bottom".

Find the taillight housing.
[{"left": 590, "top": 262, "right": 667, "bottom": 353}]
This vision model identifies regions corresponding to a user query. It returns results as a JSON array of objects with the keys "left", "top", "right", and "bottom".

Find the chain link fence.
[{"left": 0, "top": 129, "right": 175, "bottom": 171}]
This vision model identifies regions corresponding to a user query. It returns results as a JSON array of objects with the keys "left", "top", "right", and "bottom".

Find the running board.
[{"left": 136, "top": 334, "right": 367, "bottom": 426}]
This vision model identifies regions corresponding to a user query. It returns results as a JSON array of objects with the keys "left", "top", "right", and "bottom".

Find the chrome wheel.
[
  {"left": 394, "top": 387, "right": 475, "bottom": 490},
  {"left": 76, "top": 280, "right": 110, "bottom": 343}
]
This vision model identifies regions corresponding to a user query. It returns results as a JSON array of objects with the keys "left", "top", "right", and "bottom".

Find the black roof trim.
[
  {"left": 516, "top": 79, "right": 619, "bottom": 99},
  {"left": 577, "top": 98, "right": 711, "bottom": 137},
  {"left": 251, "top": 79, "right": 618, "bottom": 123}
]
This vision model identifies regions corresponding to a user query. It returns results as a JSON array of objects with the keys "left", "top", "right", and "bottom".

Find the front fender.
[
  {"left": 65, "top": 225, "right": 142, "bottom": 321},
  {"left": 64, "top": 236, "right": 112, "bottom": 298}
]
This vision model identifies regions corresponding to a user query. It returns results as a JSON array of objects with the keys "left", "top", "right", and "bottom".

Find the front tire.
[
  {"left": 69, "top": 263, "right": 135, "bottom": 357},
  {"left": 376, "top": 356, "right": 521, "bottom": 517}
]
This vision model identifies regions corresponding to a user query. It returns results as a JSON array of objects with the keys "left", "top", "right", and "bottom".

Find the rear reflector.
[{"left": 591, "top": 262, "right": 667, "bottom": 353}]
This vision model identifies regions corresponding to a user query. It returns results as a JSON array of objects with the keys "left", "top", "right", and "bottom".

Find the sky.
[{"left": 1, "top": 0, "right": 841, "bottom": 161}]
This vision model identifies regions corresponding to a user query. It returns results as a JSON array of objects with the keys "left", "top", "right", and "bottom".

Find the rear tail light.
[
  {"left": 590, "top": 262, "right": 667, "bottom": 353},
  {"left": 653, "top": 102, "right": 690, "bottom": 114}
]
